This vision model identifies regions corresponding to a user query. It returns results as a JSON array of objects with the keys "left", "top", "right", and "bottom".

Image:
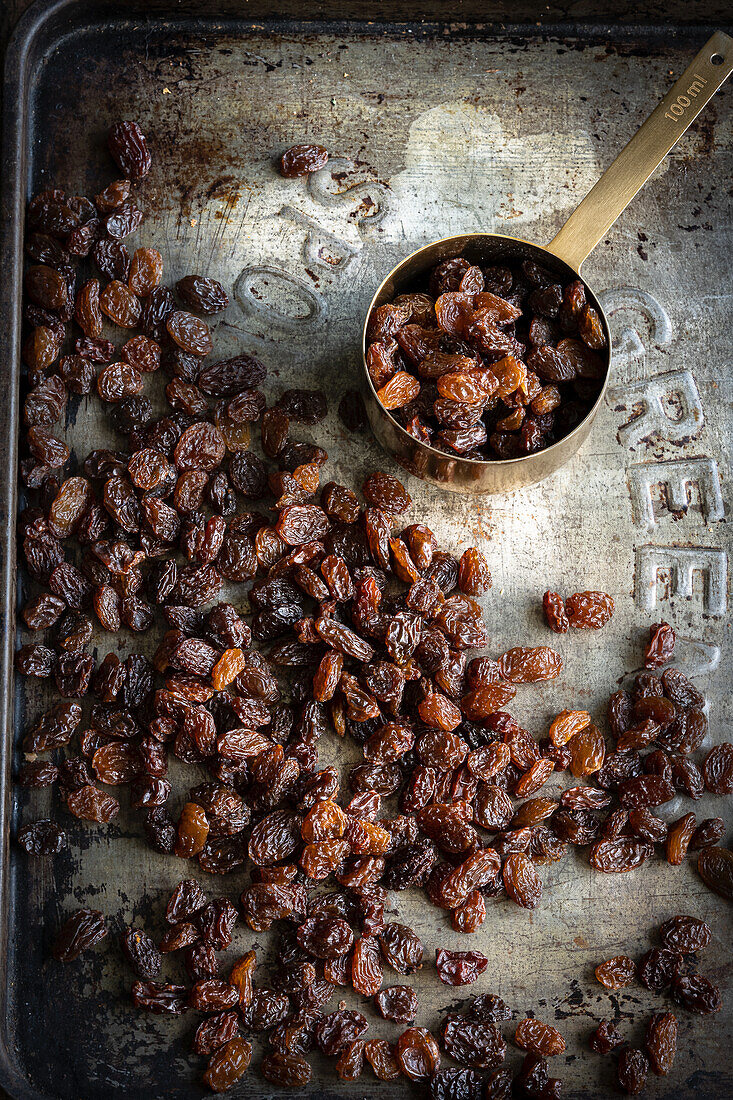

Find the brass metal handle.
[{"left": 546, "top": 31, "right": 733, "bottom": 272}]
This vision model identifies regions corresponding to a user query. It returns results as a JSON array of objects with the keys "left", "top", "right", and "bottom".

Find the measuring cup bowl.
[
  {"left": 360, "top": 31, "right": 733, "bottom": 495},
  {"left": 361, "top": 232, "right": 611, "bottom": 494}
]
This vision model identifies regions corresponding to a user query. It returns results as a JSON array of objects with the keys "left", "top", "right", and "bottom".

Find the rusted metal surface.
[{"left": 1, "top": 8, "right": 731, "bottom": 1098}]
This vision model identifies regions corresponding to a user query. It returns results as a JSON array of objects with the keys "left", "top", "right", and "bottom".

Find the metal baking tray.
[{"left": 1, "top": 4, "right": 731, "bottom": 1097}]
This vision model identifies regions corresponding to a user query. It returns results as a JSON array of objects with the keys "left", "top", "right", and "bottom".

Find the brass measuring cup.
[{"left": 361, "top": 31, "right": 733, "bottom": 494}]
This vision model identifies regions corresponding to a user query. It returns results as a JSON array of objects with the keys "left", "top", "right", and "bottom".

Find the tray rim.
[{"left": 0, "top": 0, "right": 31, "bottom": 1093}]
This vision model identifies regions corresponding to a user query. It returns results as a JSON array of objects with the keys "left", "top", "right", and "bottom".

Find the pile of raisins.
[
  {"left": 365, "top": 254, "right": 607, "bottom": 459},
  {"left": 14, "top": 122, "right": 732, "bottom": 1096},
  {"left": 591, "top": 914, "right": 722, "bottom": 1094}
]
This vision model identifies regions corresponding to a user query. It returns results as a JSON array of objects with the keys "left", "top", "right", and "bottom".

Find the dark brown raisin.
[
  {"left": 108, "top": 121, "right": 152, "bottom": 179},
  {"left": 53, "top": 908, "right": 107, "bottom": 961},
  {"left": 279, "top": 144, "right": 329, "bottom": 177}
]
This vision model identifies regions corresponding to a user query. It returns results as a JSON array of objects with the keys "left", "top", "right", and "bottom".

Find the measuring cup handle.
[{"left": 545, "top": 30, "right": 733, "bottom": 272}]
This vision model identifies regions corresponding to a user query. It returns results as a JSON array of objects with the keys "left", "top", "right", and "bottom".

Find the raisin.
[
  {"left": 430, "top": 1068, "right": 486, "bottom": 1099},
  {"left": 645, "top": 1011, "right": 677, "bottom": 1075},
  {"left": 644, "top": 621, "right": 676, "bottom": 669},
  {"left": 132, "top": 981, "right": 188, "bottom": 1015},
  {"left": 503, "top": 852, "right": 542, "bottom": 907},
  {"left": 618, "top": 774, "right": 675, "bottom": 808},
  {"left": 702, "top": 742, "right": 733, "bottom": 794},
  {"left": 276, "top": 388, "right": 328, "bottom": 424},
  {"left": 24, "top": 326, "right": 62, "bottom": 373},
  {"left": 442, "top": 1017, "right": 506, "bottom": 1069},
  {"left": 628, "top": 807, "right": 667, "bottom": 843},
  {"left": 460, "top": 996, "right": 509, "bottom": 1028},
  {"left": 617, "top": 1048, "right": 649, "bottom": 1095},
  {"left": 28, "top": 427, "right": 70, "bottom": 468},
  {"left": 167, "top": 311, "right": 213, "bottom": 356},
  {"left": 661, "top": 667, "right": 704, "bottom": 710},
  {"left": 352, "top": 934, "right": 383, "bottom": 996},
  {"left": 53, "top": 908, "right": 107, "bottom": 961},
  {"left": 259, "top": 1050, "right": 311, "bottom": 1086},
  {"left": 542, "top": 590, "right": 569, "bottom": 633},
  {"left": 578, "top": 303, "right": 606, "bottom": 349},
  {"left": 296, "top": 916, "right": 353, "bottom": 958},
  {"left": 121, "top": 927, "right": 163, "bottom": 979},
  {"left": 395, "top": 1027, "right": 440, "bottom": 1080},
  {"left": 666, "top": 812, "right": 696, "bottom": 865},
  {"left": 108, "top": 121, "right": 152, "bottom": 179},
  {"left": 364, "top": 1038, "right": 401, "bottom": 1080},
  {"left": 515, "top": 1018, "right": 566, "bottom": 1057},
  {"left": 177, "top": 275, "right": 229, "bottom": 314},
  {"left": 376, "top": 372, "right": 420, "bottom": 410},
  {"left": 671, "top": 973, "right": 722, "bottom": 1014},
  {"left": 567, "top": 722, "right": 605, "bottom": 777},
  {"left": 315, "top": 1009, "right": 368, "bottom": 1056},
  {"left": 435, "top": 948, "right": 488, "bottom": 986},
  {"left": 67, "top": 785, "right": 120, "bottom": 822},
  {"left": 198, "top": 353, "right": 266, "bottom": 395},
  {"left": 589, "top": 1019, "right": 625, "bottom": 1055},
  {"left": 99, "top": 280, "right": 141, "bottom": 327},
  {"left": 637, "top": 948, "right": 682, "bottom": 992},
  {"left": 484, "top": 1069, "right": 514, "bottom": 1099},
  {"left": 98, "top": 362, "right": 143, "bottom": 403},
  {"left": 498, "top": 647, "right": 562, "bottom": 682},
  {"left": 95, "top": 179, "right": 132, "bottom": 213},
  {"left": 363, "top": 471, "right": 411, "bottom": 513},
  {"left": 279, "top": 144, "right": 329, "bottom": 177},
  {"left": 17, "top": 819, "right": 68, "bottom": 855},
  {"left": 16, "top": 644, "right": 54, "bottom": 677},
  {"left": 189, "top": 979, "right": 240, "bottom": 1012},
  {"left": 202, "top": 1037, "right": 252, "bottom": 1091},
  {"left": 24, "top": 374, "right": 67, "bottom": 426},
  {"left": 689, "top": 818, "right": 725, "bottom": 851},
  {"left": 18, "top": 760, "right": 59, "bottom": 787},
  {"left": 159, "top": 925, "right": 200, "bottom": 958},
  {"left": 589, "top": 838, "right": 653, "bottom": 873},
  {"left": 451, "top": 889, "right": 487, "bottom": 932},
  {"left": 335, "top": 1039, "right": 365, "bottom": 1081},
  {"left": 458, "top": 548, "right": 491, "bottom": 595},
  {"left": 595, "top": 955, "right": 635, "bottom": 989},
  {"left": 175, "top": 802, "right": 210, "bottom": 858},
  {"left": 549, "top": 710, "right": 591, "bottom": 746},
  {"left": 193, "top": 1011, "right": 240, "bottom": 1055},
  {"left": 174, "top": 422, "right": 225, "bottom": 471},
  {"left": 25, "top": 232, "right": 70, "bottom": 266},
  {"left": 378, "top": 923, "right": 424, "bottom": 974},
  {"left": 375, "top": 985, "right": 418, "bottom": 1023},
  {"left": 123, "top": 335, "right": 160, "bottom": 373},
  {"left": 565, "top": 591, "right": 614, "bottom": 628},
  {"left": 138, "top": 285, "right": 175, "bottom": 338},
  {"left": 127, "top": 248, "right": 162, "bottom": 297},
  {"left": 25, "top": 264, "right": 68, "bottom": 310},
  {"left": 94, "top": 240, "right": 130, "bottom": 280}
]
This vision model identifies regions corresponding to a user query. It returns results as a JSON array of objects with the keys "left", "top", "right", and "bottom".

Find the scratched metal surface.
[{"left": 3, "top": 13, "right": 732, "bottom": 1100}]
